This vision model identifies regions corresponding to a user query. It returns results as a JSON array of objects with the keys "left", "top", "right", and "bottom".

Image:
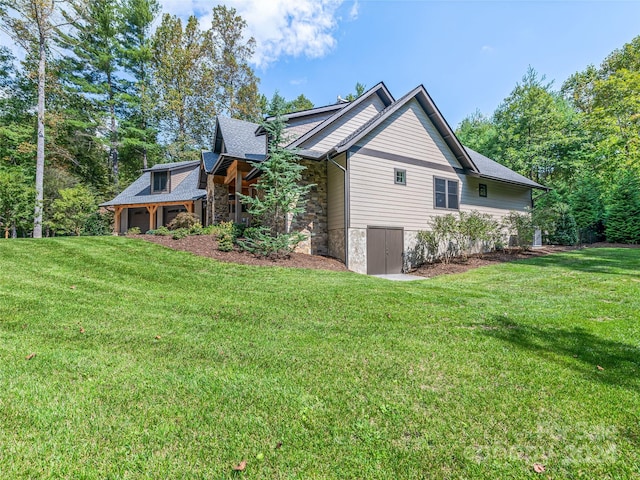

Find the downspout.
[{"left": 328, "top": 152, "right": 349, "bottom": 269}]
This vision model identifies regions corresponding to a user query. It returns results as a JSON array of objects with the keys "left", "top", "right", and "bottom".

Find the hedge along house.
[
  {"left": 101, "top": 160, "right": 206, "bottom": 234},
  {"left": 201, "top": 81, "right": 546, "bottom": 275}
]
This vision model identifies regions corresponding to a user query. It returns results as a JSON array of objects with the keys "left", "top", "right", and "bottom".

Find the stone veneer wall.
[
  {"left": 207, "top": 175, "right": 230, "bottom": 224},
  {"left": 291, "top": 160, "right": 328, "bottom": 256}
]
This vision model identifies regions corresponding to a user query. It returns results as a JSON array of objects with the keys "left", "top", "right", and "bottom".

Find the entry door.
[{"left": 367, "top": 227, "right": 403, "bottom": 275}]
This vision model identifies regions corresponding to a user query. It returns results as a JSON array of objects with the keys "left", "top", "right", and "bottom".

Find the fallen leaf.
[
  {"left": 25, "top": 353, "right": 36, "bottom": 360},
  {"left": 155, "top": 335, "right": 161, "bottom": 340},
  {"left": 232, "top": 460, "right": 246, "bottom": 471},
  {"left": 533, "top": 463, "right": 545, "bottom": 473},
  {"left": 275, "top": 442, "right": 282, "bottom": 449},
  {"left": 597, "top": 365, "right": 604, "bottom": 371},
  {"left": 80, "top": 327, "right": 85, "bottom": 334},
  {"left": 70, "top": 285, "right": 76, "bottom": 290}
]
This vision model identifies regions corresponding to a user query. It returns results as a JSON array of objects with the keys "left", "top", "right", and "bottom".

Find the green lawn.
[{"left": 1, "top": 237, "right": 639, "bottom": 479}]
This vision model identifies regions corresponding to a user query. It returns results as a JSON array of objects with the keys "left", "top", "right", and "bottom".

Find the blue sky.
[
  {"left": 3, "top": 1, "right": 639, "bottom": 127},
  {"left": 158, "top": 0, "right": 640, "bottom": 127}
]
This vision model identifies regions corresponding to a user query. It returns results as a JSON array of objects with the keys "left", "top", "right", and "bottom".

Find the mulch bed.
[
  {"left": 131, "top": 234, "right": 348, "bottom": 271},
  {"left": 132, "top": 234, "right": 637, "bottom": 277}
]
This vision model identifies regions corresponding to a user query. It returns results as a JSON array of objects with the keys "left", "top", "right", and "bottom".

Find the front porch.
[{"left": 112, "top": 200, "right": 204, "bottom": 234}]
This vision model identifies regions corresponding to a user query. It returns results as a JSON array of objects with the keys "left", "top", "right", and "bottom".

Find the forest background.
[{"left": 0, "top": 0, "right": 638, "bottom": 243}]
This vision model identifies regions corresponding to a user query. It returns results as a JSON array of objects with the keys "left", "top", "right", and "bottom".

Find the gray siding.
[
  {"left": 327, "top": 153, "right": 346, "bottom": 230},
  {"left": 327, "top": 153, "right": 346, "bottom": 261},
  {"left": 348, "top": 99, "right": 532, "bottom": 231},
  {"left": 302, "top": 95, "right": 387, "bottom": 153},
  {"left": 284, "top": 111, "right": 335, "bottom": 143}
]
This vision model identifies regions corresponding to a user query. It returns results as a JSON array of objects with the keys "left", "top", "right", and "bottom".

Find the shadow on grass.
[
  {"left": 518, "top": 247, "right": 640, "bottom": 277},
  {"left": 482, "top": 315, "right": 640, "bottom": 393}
]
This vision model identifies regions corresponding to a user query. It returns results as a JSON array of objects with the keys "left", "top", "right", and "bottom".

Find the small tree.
[
  {"left": 238, "top": 93, "right": 313, "bottom": 257},
  {"left": 0, "top": 167, "right": 35, "bottom": 238},
  {"left": 502, "top": 211, "right": 534, "bottom": 249},
  {"left": 49, "top": 185, "right": 97, "bottom": 236}
]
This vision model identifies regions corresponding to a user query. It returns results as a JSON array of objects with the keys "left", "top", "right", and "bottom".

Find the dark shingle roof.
[
  {"left": 201, "top": 151, "right": 219, "bottom": 173},
  {"left": 217, "top": 116, "right": 266, "bottom": 161},
  {"left": 464, "top": 147, "right": 546, "bottom": 189},
  {"left": 145, "top": 160, "right": 199, "bottom": 171},
  {"left": 101, "top": 164, "right": 205, "bottom": 207}
]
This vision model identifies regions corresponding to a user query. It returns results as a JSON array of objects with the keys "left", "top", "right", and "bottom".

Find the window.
[
  {"left": 152, "top": 171, "right": 169, "bottom": 193},
  {"left": 394, "top": 168, "right": 406, "bottom": 185},
  {"left": 434, "top": 177, "right": 459, "bottom": 210},
  {"left": 479, "top": 183, "right": 487, "bottom": 197}
]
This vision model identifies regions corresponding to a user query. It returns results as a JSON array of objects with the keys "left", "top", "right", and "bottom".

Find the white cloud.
[
  {"left": 290, "top": 77, "right": 308, "bottom": 86},
  {"left": 349, "top": 0, "right": 359, "bottom": 20},
  {"left": 160, "top": 0, "right": 348, "bottom": 68},
  {"left": 481, "top": 45, "right": 495, "bottom": 53}
]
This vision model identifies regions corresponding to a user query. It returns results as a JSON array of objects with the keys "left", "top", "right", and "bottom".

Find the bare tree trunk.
[
  {"left": 108, "top": 71, "right": 119, "bottom": 190},
  {"left": 33, "top": 35, "right": 46, "bottom": 238}
]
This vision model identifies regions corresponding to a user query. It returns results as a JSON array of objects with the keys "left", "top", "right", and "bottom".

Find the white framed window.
[
  {"left": 394, "top": 168, "right": 406, "bottom": 185},
  {"left": 434, "top": 177, "right": 459, "bottom": 210}
]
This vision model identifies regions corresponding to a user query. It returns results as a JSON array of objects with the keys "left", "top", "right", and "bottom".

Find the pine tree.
[
  {"left": 238, "top": 94, "right": 314, "bottom": 257},
  {"left": 119, "top": 0, "right": 161, "bottom": 178},
  {"left": 605, "top": 172, "right": 640, "bottom": 243}
]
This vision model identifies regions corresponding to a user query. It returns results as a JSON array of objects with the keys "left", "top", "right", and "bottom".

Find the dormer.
[{"left": 151, "top": 169, "right": 170, "bottom": 193}]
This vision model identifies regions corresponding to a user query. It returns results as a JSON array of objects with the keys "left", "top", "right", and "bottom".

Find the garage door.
[
  {"left": 367, "top": 227, "right": 403, "bottom": 275},
  {"left": 128, "top": 207, "right": 150, "bottom": 232}
]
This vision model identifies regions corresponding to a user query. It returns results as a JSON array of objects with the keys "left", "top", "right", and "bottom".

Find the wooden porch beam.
[
  {"left": 146, "top": 205, "right": 158, "bottom": 231},
  {"left": 114, "top": 206, "right": 123, "bottom": 234}
]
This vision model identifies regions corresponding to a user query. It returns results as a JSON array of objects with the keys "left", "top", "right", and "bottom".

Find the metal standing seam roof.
[{"left": 101, "top": 163, "right": 205, "bottom": 207}]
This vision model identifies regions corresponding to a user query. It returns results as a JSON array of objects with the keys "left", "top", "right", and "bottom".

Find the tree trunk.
[
  {"left": 108, "top": 71, "right": 119, "bottom": 190},
  {"left": 33, "top": 35, "right": 46, "bottom": 239}
]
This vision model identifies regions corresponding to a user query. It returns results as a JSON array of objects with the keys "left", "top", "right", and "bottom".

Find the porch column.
[
  {"left": 114, "top": 206, "right": 123, "bottom": 234},
  {"left": 146, "top": 205, "right": 158, "bottom": 231},
  {"left": 235, "top": 168, "right": 242, "bottom": 224}
]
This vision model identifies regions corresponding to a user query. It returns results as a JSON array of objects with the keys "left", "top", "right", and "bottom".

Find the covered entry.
[{"left": 367, "top": 227, "right": 403, "bottom": 275}]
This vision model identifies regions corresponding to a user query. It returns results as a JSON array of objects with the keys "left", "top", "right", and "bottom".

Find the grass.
[{"left": 1, "top": 237, "right": 639, "bottom": 479}]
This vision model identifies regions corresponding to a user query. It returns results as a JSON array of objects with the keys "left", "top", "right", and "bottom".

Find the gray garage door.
[
  {"left": 367, "top": 227, "right": 403, "bottom": 275},
  {"left": 128, "top": 207, "right": 150, "bottom": 232}
]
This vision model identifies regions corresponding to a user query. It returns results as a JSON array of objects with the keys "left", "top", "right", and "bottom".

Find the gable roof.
[
  {"left": 215, "top": 116, "right": 266, "bottom": 162},
  {"left": 330, "top": 84, "right": 478, "bottom": 172},
  {"left": 286, "top": 82, "right": 395, "bottom": 149},
  {"left": 101, "top": 162, "right": 205, "bottom": 207},
  {"left": 464, "top": 147, "right": 546, "bottom": 189}
]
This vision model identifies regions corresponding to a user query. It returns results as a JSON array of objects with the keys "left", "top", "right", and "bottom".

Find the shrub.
[
  {"left": 502, "top": 211, "right": 534, "bottom": 249},
  {"left": 126, "top": 227, "right": 141, "bottom": 236},
  {"left": 168, "top": 212, "right": 200, "bottom": 230},
  {"left": 217, "top": 221, "right": 235, "bottom": 252},
  {"left": 549, "top": 203, "right": 578, "bottom": 245},
  {"left": 171, "top": 228, "right": 189, "bottom": 240},
  {"left": 152, "top": 226, "right": 171, "bottom": 236},
  {"left": 237, "top": 225, "right": 305, "bottom": 258},
  {"left": 82, "top": 210, "right": 113, "bottom": 236},
  {"left": 416, "top": 211, "right": 501, "bottom": 265}
]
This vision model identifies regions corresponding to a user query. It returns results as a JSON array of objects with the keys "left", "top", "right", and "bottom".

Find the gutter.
[{"left": 328, "top": 153, "right": 349, "bottom": 269}]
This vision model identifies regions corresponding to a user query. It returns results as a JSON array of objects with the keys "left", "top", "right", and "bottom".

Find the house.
[
  {"left": 200, "top": 82, "right": 545, "bottom": 275},
  {"left": 101, "top": 160, "right": 206, "bottom": 233}
]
